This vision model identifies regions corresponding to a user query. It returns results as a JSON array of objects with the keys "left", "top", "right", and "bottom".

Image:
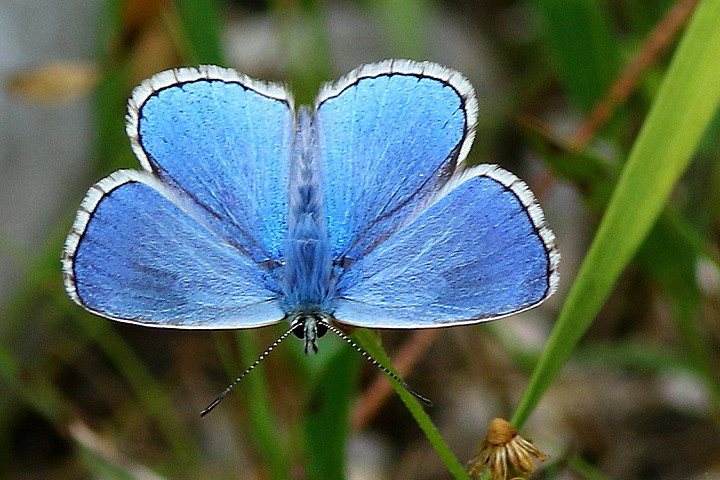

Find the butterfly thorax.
[{"left": 280, "top": 107, "right": 335, "bottom": 325}]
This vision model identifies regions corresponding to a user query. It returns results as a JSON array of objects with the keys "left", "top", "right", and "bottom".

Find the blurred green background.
[{"left": 1, "top": 0, "right": 720, "bottom": 478}]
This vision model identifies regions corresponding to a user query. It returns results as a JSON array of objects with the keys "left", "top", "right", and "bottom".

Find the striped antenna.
[
  {"left": 322, "top": 321, "right": 433, "bottom": 407},
  {"left": 200, "top": 325, "right": 295, "bottom": 417},
  {"left": 200, "top": 319, "right": 433, "bottom": 417}
]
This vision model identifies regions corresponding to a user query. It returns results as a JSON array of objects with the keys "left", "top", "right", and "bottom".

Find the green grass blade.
[
  {"left": 527, "top": 89, "right": 720, "bottom": 421},
  {"left": 567, "top": 454, "right": 616, "bottom": 480},
  {"left": 355, "top": 330, "right": 470, "bottom": 480},
  {"left": 302, "top": 343, "right": 360, "bottom": 479},
  {"left": 272, "top": 0, "right": 332, "bottom": 104},
  {"left": 236, "top": 331, "right": 292, "bottom": 479},
  {"left": 79, "top": 318, "right": 201, "bottom": 467},
  {"left": 512, "top": 0, "right": 720, "bottom": 428},
  {"left": 532, "top": 0, "right": 622, "bottom": 112},
  {"left": 637, "top": 216, "right": 720, "bottom": 420},
  {"left": 369, "top": 0, "right": 431, "bottom": 59},
  {"left": 175, "top": 0, "right": 225, "bottom": 65}
]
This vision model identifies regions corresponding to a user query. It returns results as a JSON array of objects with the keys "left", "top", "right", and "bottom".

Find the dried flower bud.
[{"left": 468, "top": 418, "right": 548, "bottom": 480}]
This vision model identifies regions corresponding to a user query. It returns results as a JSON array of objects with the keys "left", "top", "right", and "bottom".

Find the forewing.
[
  {"left": 62, "top": 170, "right": 284, "bottom": 328},
  {"left": 315, "top": 60, "right": 478, "bottom": 262},
  {"left": 333, "top": 165, "right": 560, "bottom": 328},
  {"left": 127, "top": 65, "right": 293, "bottom": 263}
]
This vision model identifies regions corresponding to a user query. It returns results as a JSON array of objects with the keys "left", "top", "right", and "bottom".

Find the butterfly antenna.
[
  {"left": 322, "top": 322, "right": 433, "bottom": 407},
  {"left": 200, "top": 325, "right": 295, "bottom": 417}
]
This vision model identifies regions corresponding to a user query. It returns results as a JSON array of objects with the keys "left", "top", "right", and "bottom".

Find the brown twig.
[
  {"left": 69, "top": 420, "right": 166, "bottom": 480},
  {"left": 569, "top": 0, "right": 700, "bottom": 151}
]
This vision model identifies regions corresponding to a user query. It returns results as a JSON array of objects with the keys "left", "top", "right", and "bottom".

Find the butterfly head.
[{"left": 289, "top": 312, "right": 330, "bottom": 354}]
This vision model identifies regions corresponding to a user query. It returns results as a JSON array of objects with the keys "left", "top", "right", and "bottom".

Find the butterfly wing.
[
  {"left": 333, "top": 165, "right": 559, "bottom": 328},
  {"left": 63, "top": 66, "right": 293, "bottom": 327},
  {"left": 315, "top": 60, "right": 478, "bottom": 262},
  {"left": 62, "top": 170, "right": 284, "bottom": 327},
  {"left": 126, "top": 65, "right": 293, "bottom": 263}
]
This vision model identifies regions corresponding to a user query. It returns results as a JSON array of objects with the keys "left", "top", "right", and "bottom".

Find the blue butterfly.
[{"left": 62, "top": 60, "right": 559, "bottom": 409}]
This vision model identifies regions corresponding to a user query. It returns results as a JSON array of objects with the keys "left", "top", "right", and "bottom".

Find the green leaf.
[{"left": 512, "top": 0, "right": 720, "bottom": 428}]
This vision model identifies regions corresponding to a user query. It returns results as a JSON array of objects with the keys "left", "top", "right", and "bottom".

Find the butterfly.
[{"left": 62, "top": 60, "right": 559, "bottom": 410}]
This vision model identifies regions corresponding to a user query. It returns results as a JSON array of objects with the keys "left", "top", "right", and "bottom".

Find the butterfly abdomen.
[{"left": 281, "top": 107, "right": 334, "bottom": 313}]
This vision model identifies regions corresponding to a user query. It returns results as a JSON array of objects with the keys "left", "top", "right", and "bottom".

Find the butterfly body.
[
  {"left": 63, "top": 60, "right": 559, "bottom": 351},
  {"left": 281, "top": 106, "right": 336, "bottom": 351}
]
